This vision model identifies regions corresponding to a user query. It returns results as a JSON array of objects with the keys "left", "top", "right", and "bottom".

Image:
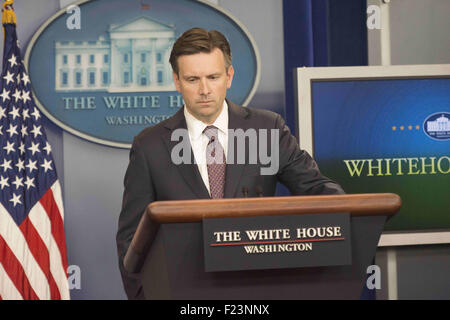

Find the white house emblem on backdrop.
[
  {"left": 26, "top": 0, "right": 260, "bottom": 148},
  {"left": 423, "top": 112, "right": 450, "bottom": 141},
  {"left": 55, "top": 16, "right": 176, "bottom": 93}
]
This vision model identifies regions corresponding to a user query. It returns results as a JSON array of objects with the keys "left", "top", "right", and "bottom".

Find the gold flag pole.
[
  {"left": 2, "top": 0, "right": 16, "bottom": 24},
  {"left": 2, "top": 0, "right": 16, "bottom": 44}
]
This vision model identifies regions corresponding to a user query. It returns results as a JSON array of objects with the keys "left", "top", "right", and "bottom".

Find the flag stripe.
[
  {"left": 39, "top": 187, "right": 68, "bottom": 272},
  {"left": 0, "top": 203, "right": 50, "bottom": 299},
  {"left": 51, "top": 181, "right": 65, "bottom": 222},
  {"left": 0, "top": 235, "right": 37, "bottom": 300},
  {"left": 18, "top": 217, "right": 61, "bottom": 300},
  {"left": 28, "top": 200, "right": 70, "bottom": 300},
  {"left": 0, "top": 262, "right": 23, "bottom": 300}
]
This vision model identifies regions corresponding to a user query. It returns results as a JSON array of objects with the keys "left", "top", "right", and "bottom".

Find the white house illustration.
[
  {"left": 55, "top": 16, "right": 176, "bottom": 92},
  {"left": 427, "top": 114, "right": 450, "bottom": 132}
]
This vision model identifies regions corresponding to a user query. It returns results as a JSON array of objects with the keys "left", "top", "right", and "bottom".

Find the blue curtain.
[{"left": 282, "top": 0, "right": 368, "bottom": 134}]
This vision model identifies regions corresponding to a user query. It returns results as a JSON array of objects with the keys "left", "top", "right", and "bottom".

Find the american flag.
[{"left": 0, "top": 17, "right": 70, "bottom": 299}]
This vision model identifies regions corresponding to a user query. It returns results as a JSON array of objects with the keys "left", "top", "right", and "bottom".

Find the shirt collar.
[{"left": 184, "top": 100, "right": 229, "bottom": 140}]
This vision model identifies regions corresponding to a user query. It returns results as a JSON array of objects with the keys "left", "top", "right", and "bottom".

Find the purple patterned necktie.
[{"left": 204, "top": 125, "right": 226, "bottom": 198}]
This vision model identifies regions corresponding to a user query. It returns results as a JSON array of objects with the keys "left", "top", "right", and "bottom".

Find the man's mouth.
[{"left": 198, "top": 100, "right": 213, "bottom": 104}]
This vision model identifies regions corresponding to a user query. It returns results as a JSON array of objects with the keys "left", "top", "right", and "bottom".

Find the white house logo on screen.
[
  {"left": 55, "top": 17, "right": 176, "bottom": 93},
  {"left": 423, "top": 112, "right": 450, "bottom": 141}
]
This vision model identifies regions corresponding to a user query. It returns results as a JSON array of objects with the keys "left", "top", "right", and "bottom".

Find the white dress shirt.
[{"left": 184, "top": 101, "right": 228, "bottom": 196}]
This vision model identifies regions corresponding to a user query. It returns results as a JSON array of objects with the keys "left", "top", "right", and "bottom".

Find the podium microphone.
[{"left": 255, "top": 186, "right": 264, "bottom": 197}]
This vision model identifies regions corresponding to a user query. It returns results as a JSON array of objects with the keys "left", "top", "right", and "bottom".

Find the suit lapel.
[
  {"left": 162, "top": 108, "right": 210, "bottom": 199},
  {"left": 224, "top": 100, "right": 250, "bottom": 198}
]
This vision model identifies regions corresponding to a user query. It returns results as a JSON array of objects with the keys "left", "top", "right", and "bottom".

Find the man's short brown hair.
[{"left": 169, "top": 28, "right": 232, "bottom": 75}]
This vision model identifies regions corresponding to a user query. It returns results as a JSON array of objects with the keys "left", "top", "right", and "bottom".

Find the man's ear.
[
  {"left": 173, "top": 72, "right": 181, "bottom": 92},
  {"left": 226, "top": 65, "right": 234, "bottom": 89}
]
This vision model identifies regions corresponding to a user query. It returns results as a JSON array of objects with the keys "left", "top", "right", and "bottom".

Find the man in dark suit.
[{"left": 117, "top": 28, "right": 344, "bottom": 299}]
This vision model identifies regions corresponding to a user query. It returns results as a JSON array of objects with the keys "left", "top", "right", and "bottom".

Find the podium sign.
[{"left": 203, "top": 213, "right": 352, "bottom": 272}]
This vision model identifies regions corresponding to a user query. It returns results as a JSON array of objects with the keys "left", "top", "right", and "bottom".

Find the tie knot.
[{"left": 203, "top": 125, "right": 218, "bottom": 141}]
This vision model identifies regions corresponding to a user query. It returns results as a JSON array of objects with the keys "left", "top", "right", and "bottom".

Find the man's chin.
[
  {"left": 196, "top": 104, "right": 218, "bottom": 114},
  {"left": 196, "top": 109, "right": 220, "bottom": 123}
]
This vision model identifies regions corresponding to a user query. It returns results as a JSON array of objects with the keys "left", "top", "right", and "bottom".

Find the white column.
[
  {"left": 151, "top": 38, "right": 157, "bottom": 85},
  {"left": 387, "top": 248, "right": 398, "bottom": 300},
  {"left": 55, "top": 53, "right": 61, "bottom": 90},
  {"left": 164, "top": 48, "right": 170, "bottom": 85},
  {"left": 130, "top": 39, "right": 135, "bottom": 86},
  {"left": 380, "top": 0, "right": 391, "bottom": 66},
  {"left": 367, "top": 0, "right": 391, "bottom": 66},
  {"left": 110, "top": 41, "right": 120, "bottom": 88}
]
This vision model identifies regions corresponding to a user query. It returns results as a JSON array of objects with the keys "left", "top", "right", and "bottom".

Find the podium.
[{"left": 124, "top": 193, "right": 400, "bottom": 299}]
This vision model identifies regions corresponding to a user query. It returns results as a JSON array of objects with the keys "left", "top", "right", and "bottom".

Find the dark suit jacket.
[{"left": 116, "top": 100, "right": 344, "bottom": 299}]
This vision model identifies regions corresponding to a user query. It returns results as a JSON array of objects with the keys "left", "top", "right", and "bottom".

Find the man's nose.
[{"left": 199, "top": 78, "right": 211, "bottom": 95}]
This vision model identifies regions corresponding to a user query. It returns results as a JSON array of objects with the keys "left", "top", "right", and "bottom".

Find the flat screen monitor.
[{"left": 295, "top": 64, "right": 450, "bottom": 246}]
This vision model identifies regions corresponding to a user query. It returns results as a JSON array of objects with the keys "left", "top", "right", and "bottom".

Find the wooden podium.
[{"left": 124, "top": 193, "right": 400, "bottom": 299}]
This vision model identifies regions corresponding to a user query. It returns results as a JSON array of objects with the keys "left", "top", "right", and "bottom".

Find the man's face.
[{"left": 173, "top": 48, "right": 234, "bottom": 124}]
